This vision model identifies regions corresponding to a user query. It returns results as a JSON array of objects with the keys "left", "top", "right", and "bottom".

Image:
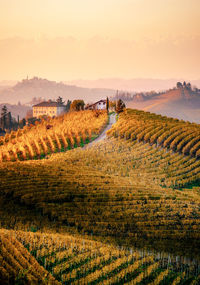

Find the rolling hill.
[
  {"left": 1, "top": 228, "right": 199, "bottom": 284},
  {"left": 0, "top": 109, "right": 200, "bottom": 283},
  {"left": 127, "top": 87, "right": 200, "bottom": 123},
  {"left": 0, "top": 77, "right": 115, "bottom": 105},
  {"left": 66, "top": 78, "right": 200, "bottom": 92}
]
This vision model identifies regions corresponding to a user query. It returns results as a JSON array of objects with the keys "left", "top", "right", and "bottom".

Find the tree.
[
  {"left": 193, "top": 86, "right": 199, "bottom": 93},
  {"left": 70, "top": 100, "right": 85, "bottom": 111},
  {"left": 106, "top": 97, "right": 109, "bottom": 113},
  {"left": 186, "top": 82, "right": 191, "bottom": 90},
  {"left": 176, "top": 82, "right": 182, "bottom": 89},
  {"left": 109, "top": 101, "right": 116, "bottom": 111},
  {"left": 1, "top": 105, "right": 8, "bottom": 129},
  {"left": 56, "top": 96, "right": 64, "bottom": 105},
  {"left": 6, "top": 112, "right": 12, "bottom": 130},
  {"left": 19, "top": 118, "right": 26, "bottom": 128},
  {"left": 66, "top": 100, "right": 71, "bottom": 111},
  {"left": 116, "top": 99, "right": 125, "bottom": 114}
]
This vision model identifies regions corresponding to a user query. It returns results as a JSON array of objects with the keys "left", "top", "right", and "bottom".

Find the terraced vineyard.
[
  {"left": 1, "top": 229, "right": 199, "bottom": 284},
  {"left": 0, "top": 230, "right": 59, "bottom": 284},
  {"left": 0, "top": 110, "right": 108, "bottom": 162},
  {"left": 0, "top": 109, "right": 200, "bottom": 283},
  {"left": 0, "top": 137, "right": 200, "bottom": 242},
  {"left": 107, "top": 109, "right": 200, "bottom": 159}
]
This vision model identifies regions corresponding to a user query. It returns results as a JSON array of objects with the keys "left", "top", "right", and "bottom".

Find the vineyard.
[
  {"left": 0, "top": 110, "right": 108, "bottom": 162},
  {"left": 107, "top": 109, "right": 200, "bottom": 159},
  {"left": 0, "top": 229, "right": 200, "bottom": 284},
  {"left": 0, "top": 139, "right": 200, "bottom": 242},
  {"left": 0, "top": 108, "right": 200, "bottom": 283}
]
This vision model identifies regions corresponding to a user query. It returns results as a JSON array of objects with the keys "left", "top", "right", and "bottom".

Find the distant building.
[
  {"left": 33, "top": 100, "right": 66, "bottom": 118},
  {"left": 85, "top": 99, "right": 106, "bottom": 110}
]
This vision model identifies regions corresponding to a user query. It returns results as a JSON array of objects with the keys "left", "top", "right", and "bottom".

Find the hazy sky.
[{"left": 0, "top": 0, "right": 199, "bottom": 80}]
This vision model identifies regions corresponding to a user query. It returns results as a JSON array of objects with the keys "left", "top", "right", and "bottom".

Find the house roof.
[
  {"left": 94, "top": 100, "right": 106, "bottom": 104},
  {"left": 86, "top": 99, "right": 106, "bottom": 108},
  {"left": 33, "top": 101, "right": 65, "bottom": 107}
]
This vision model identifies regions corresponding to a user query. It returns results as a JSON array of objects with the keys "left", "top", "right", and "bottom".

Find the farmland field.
[{"left": 0, "top": 109, "right": 200, "bottom": 284}]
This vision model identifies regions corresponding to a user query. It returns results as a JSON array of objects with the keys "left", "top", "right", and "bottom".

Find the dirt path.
[{"left": 84, "top": 113, "right": 116, "bottom": 149}]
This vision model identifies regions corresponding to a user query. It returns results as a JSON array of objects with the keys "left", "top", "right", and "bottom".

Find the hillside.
[
  {"left": 1, "top": 111, "right": 200, "bottom": 242},
  {"left": 0, "top": 77, "right": 115, "bottom": 105},
  {"left": 2, "top": 229, "right": 199, "bottom": 285},
  {"left": 66, "top": 78, "right": 200, "bottom": 92},
  {"left": 0, "top": 110, "right": 108, "bottom": 162},
  {"left": 0, "top": 230, "right": 59, "bottom": 284},
  {"left": 127, "top": 87, "right": 200, "bottom": 123},
  {"left": 0, "top": 109, "right": 200, "bottom": 283}
]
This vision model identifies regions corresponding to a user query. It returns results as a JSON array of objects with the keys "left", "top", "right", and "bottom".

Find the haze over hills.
[
  {"left": 66, "top": 78, "right": 200, "bottom": 92},
  {"left": 127, "top": 86, "right": 200, "bottom": 123},
  {"left": 0, "top": 103, "right": 30, "bottom": 120},
  {"left": 0, "top": 77, "right": 115, "bottom": 105},
  {"left": 1, "top": 77, "right": 200, "bottom": 123},
  {"left": 0, "top": 80, "right": 17, "bottom": 86}
]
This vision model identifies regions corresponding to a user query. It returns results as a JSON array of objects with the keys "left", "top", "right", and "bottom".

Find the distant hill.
[
  {"left": 0, "top": 77, "right": 115, "bottom": 105},
  {"left": 0, "top": 103, "right": 30, "bottom": 120},
  {"left": 66, "top": 78, "right": 200, "bottom": 92},
  {"left": 127, "top": 87, "right": 200, "bottom": 123}
]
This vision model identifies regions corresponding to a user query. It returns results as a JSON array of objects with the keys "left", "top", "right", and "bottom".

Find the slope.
[
  {"left": 0, "top": 229, "right": 199, "bottom": 285},
  {"left": 0, "top": 109, "right": 200, "bottom": 276},
  {"left": 0, "top": 77, "right": 114, "bottom": 105},
  {"left": 0, "top": 110, "right": 108, "bottom": 162},
  {"left": 127, "top": 88, "right": 200, "bottom": 123},
  {"left": 0, "top": 137, "right": 200, "bottom": 244},
  {"left": 0, "top": 229, "right": 59, "bottom": 284}
]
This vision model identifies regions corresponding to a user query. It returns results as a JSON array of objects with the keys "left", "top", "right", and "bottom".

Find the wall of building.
[
  {"left": 33, "top": 106, "right": 65, "bottom": 118},
  {"left": 96, "top": 102, "right": 106, "bottom": 110}
]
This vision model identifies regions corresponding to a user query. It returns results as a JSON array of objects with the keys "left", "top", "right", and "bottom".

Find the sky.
[{"left": 0, "top": 0, "right": 199, "bottom": 80}]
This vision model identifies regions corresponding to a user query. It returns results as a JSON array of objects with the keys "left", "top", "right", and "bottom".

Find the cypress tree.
[{"left": 1, "top": 105, "right": 8, "bottom": 129}]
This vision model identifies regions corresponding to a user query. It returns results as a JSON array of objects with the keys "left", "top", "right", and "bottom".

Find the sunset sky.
[{"left": 0, "top": 0, "right": 199, "bottom": 80}]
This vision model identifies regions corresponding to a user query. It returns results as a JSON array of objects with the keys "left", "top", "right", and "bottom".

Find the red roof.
[{"left": 33, "top": 101, "right": 64, "bottom": 107}]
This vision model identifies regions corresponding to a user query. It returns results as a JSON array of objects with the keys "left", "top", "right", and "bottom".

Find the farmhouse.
[
  {"left": 33, "top": 100, "right": 66, "bottom": 118},
  {"left": 85, "top": 99, "right": 107, "bottom": 110}
]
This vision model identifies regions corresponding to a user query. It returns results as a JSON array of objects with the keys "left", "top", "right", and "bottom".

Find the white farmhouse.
[
  {"left": 33, "top": 100, "right": 66, "bottom": 118},
  {"left": 85, "top": 99, "right": 107, "bottom": 110}
]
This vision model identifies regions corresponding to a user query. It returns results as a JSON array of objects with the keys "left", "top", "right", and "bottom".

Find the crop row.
[
  {"left": 0, "top": 229, "right": 59, "bottom": 284},
  {"left": 107, "top": 109, "right": 200, "bottom": 158},
  {"left": 1, "top": 229, "right": 199, "bottom": 284},
  {"left": 0, "top": 110, "right": 108, "bottom": 162},
  {"left": 0, "top": 138, "right": 200, "bottom": 241}
]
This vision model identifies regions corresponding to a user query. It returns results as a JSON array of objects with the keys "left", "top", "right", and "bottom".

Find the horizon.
[{"left": 1, "top": 76, "right": 200, "bottom": 94}]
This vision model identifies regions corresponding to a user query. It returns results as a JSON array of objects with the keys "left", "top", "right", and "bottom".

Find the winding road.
[{"left": 84, "top": 113, "right": 116, "bottom": 149}]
